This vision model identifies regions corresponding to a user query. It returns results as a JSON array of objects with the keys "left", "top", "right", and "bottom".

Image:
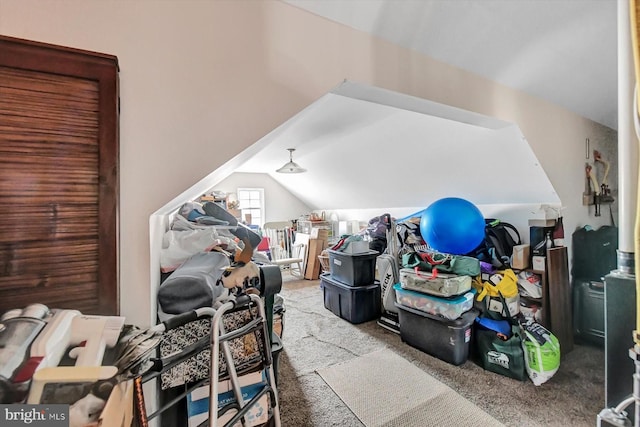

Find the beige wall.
[
  {"left": 0, "top": 0, "right": 616, "bottom": 326},
  {"left": 212, "top": 172, "right": 311, "bottom": 224}
]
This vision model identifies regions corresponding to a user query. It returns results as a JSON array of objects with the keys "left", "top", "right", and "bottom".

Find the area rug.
[{"left": 316, "top": 348, "right": 505, "bottom": 427}]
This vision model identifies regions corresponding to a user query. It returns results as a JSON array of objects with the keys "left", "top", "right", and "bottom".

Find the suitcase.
[
  {"left": 572, "top": 278, "right": 605, "bottom": 346},
  {"left": 399, "top": 268, "right": 471, "bottom": 297},
  {"left": 571, "top": 226, "right": 618, "bottom": 280}
]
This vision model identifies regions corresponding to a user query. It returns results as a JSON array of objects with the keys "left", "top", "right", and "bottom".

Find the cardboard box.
[
  {"left": 511, "top": 244, "right": 530, "bottom": 270},
  {"left": 187, "top": 371, "right": 269, "bottom": 427},
  {"left": 528, "top": 218, "right": 557, "bottom": 228},
  {"left": 305, "top": 238, "right": 328, "bottom": 280},
  {"left": 310, "top": 228, "right": 329, "bottom": 241},
  {"left": 532, "top": 255, "right": 546, "bottom": 271}
]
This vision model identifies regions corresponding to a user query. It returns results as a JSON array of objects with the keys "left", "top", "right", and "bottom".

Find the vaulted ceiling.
[
  {"left": 235, "top": 81, "right": 560, "bottom": 215},
  {"left": 285, "top": 0, "right": 618, "bottom": 130},
  {"left": 225, "top": 0, "right": 617, "bottom": 216}
]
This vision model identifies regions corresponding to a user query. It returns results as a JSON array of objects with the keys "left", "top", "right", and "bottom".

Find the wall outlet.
[{"left": 583, "top": 193, "right": 593, "bottom": 206}]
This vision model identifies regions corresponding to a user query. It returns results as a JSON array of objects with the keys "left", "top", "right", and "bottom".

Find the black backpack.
[{"left": 470, "top": 219, "right": 521, "bottom": 268}]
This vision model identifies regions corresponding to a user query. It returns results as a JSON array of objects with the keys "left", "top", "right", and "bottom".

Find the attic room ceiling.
[
  {"left": 234, "top": 81, "right": 560, "bottom": 212},
  {"left": 216, "top": 1, "right": 617, "bottom": 215},
  {"left": 284, "top": 0, "right": 618, "bottom": 130}
]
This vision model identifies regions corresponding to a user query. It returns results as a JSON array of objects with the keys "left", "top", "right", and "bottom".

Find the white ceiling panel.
[{"left": 235, "top": 81, "right": 559, "bottom": 210}]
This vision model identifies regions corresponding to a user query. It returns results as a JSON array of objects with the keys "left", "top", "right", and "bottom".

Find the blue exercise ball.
[{"left": 420, "top": 197, "right": 485, "bottom": 255}]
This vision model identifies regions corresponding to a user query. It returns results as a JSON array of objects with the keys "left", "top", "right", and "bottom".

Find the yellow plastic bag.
[{"left": 477, "top": 269, "right": 520, "bottom": 317}]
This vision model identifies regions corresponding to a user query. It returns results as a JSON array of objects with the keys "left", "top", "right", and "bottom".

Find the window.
[{"left": 237, "top": 188, "right": 264, "bottom": 227}]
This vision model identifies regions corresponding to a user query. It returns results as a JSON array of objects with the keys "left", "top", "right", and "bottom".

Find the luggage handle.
[
  {"left": 589, "top": 280, "right": 605, "bottom": 290},
  {"left": 413, "top": 266, "right": 438, "bottom": 280}
]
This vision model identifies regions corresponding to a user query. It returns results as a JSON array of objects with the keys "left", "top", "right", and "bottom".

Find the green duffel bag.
[
  {"left": 401, "top": 251, "right": 480, "bottom": 277},
  {"left": 475, "top": 324, "right": 526, "bottom": 381}
]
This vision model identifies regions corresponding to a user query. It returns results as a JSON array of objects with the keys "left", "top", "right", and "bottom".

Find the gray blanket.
[{"left": 157, "top": 251, "right": 230, "bottom": 321}]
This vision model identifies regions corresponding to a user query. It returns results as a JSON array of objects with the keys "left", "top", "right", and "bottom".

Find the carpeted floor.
[
  {"left": 317, "top": 348, "right": 505, "bottom": 427},
  {"left": 275, "top": 274, "right": 606, "bottom": 427}
]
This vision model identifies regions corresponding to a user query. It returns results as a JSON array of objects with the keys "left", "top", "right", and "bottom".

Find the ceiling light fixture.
[{"left": 276, "top": 148, "right": 307, "bottom": 173}]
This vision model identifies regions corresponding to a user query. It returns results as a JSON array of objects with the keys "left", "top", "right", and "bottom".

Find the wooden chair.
[{"left": 263, "top": 221, "right": 308, "bottom": 277}]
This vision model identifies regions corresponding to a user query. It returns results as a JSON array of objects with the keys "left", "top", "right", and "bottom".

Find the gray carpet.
[
  {"left": 276, "top": 275, "right": 606, "bottom": 427},
  {"left": 317, "top": 348, "right": 504, "bottom": 427}
]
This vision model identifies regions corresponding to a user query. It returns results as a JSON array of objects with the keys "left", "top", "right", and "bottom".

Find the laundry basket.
[{"left": 318, "top": 251, "right": 331, "bottom": 274}]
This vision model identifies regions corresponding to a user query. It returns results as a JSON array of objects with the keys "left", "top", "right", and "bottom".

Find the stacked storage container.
[
  {"left": 394, "top": 268, "right": 478, "bottom": 365},
  {"left": 320, "top": 247, "right": 381, "bottom": 324}
]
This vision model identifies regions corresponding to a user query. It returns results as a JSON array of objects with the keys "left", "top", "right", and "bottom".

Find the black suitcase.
[
  {"left": 572, "top": 278, "right": 605, "bottom": 346},
  {"left": 571, "top": 225, "right": 618, "bottom": 280}
]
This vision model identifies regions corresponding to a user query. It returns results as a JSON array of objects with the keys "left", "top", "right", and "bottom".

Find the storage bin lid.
[
  {"left": 320, "top": 273, "right": 379, "bottom": 290},
  {"left": 328, "top": 249, "right": 379, "bottom": 258}
]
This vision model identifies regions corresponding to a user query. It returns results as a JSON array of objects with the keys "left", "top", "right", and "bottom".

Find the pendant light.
[{"left": 276, "top": 148, "right": 307, "bottom": 173}]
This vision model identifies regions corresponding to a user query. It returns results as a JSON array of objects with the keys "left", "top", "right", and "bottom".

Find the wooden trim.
[
  {"left": 96, "top": 63, "right": 120, "bottom": 314},
  {"left": 0, "top": 35, "right": 119, "bottom": 71}
]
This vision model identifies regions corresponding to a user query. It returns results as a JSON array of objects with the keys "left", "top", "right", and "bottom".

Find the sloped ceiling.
[
  {"left": 235, "top": 81, "right": 559, "bottom": 212},
  {"left": 284, "top": 0, "right": 618, "bottom": 130},
  {"left": 212, "top": 1, "right": 613, "bottom": 216}
]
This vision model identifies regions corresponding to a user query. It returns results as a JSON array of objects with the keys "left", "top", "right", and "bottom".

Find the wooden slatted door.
[{"left": 0, "top": 36, "right": 119, "bottom": 315}]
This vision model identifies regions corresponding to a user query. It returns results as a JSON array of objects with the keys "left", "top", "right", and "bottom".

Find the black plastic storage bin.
[
  {"left": 395, "top": 303, "right": 478, "bottom": 365},
  {"left": 328, "top": 249, "right": 378, "bottom": 286},
  {"left": 321, "top": 273, "right": 380, "bottom": 324}
]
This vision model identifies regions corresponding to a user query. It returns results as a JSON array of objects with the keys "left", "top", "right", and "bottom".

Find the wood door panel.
[
  {"left": 0, "top": 36, "right": 118, "bottom": 315},
  {"left": 0, "top": 205, "right": 99, "bottom": 243}
]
